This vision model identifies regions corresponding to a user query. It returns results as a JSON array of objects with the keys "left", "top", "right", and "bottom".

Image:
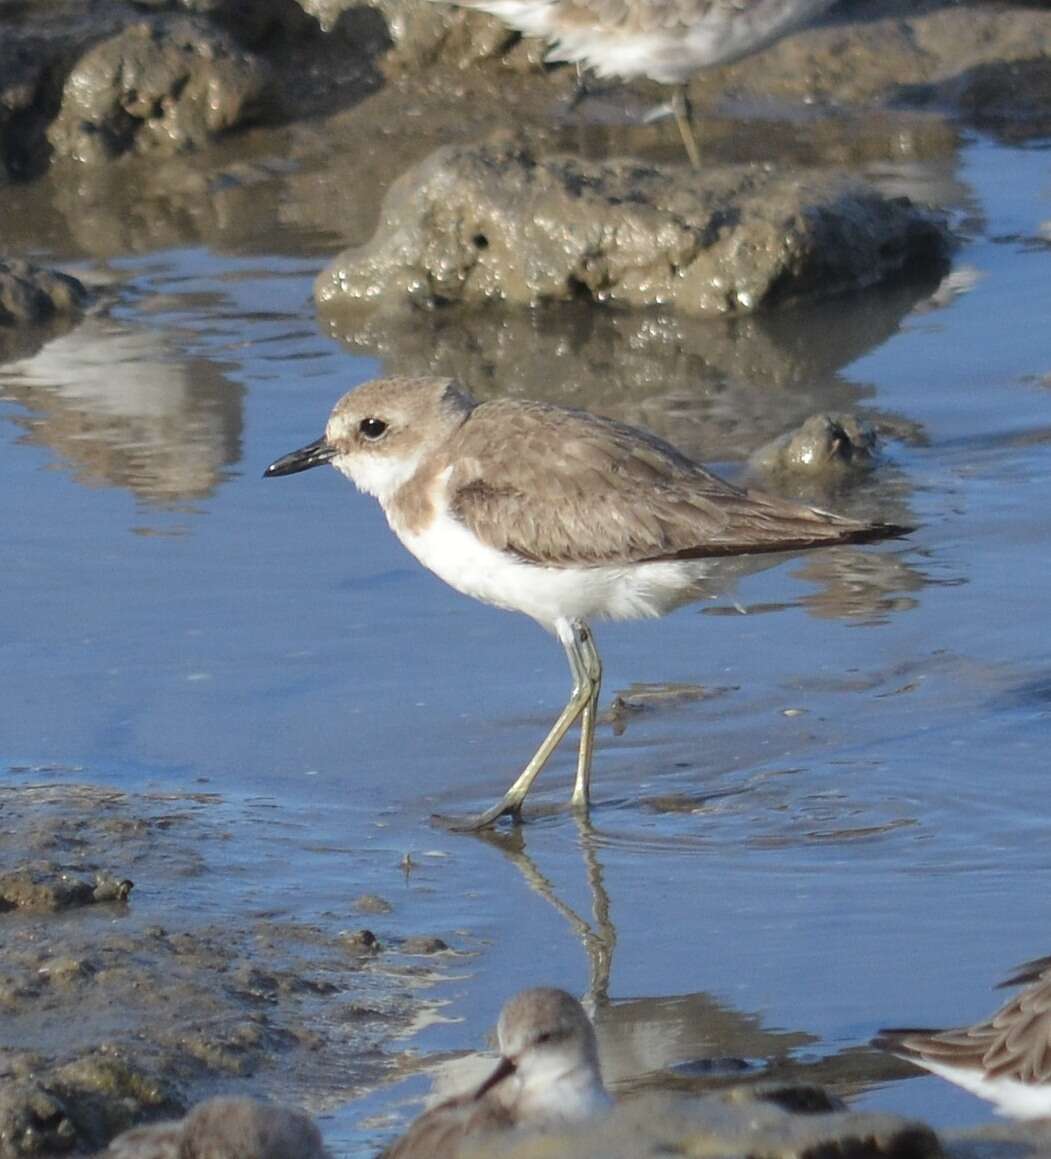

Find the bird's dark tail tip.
[
  {"left": 870, "top": 1029, "right": 932, "bottom": 1055},
  {"left": 843, "top": 522, "right": 916, "bottom": 546}
]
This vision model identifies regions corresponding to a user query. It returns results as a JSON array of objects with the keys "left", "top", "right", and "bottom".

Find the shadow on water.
[{"left": 321, "top": 275, "right": 943, "bottom": 465}]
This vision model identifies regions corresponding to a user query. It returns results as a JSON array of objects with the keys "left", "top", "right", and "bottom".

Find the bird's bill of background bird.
[
  {"left": 263, "top": 437, "right": 335, "bottom": 478},
  {"left": 473, "top": 1055, "right": 516, "bottom": 1100}
]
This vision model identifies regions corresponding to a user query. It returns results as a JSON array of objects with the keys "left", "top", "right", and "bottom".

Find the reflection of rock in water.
[
  {"left": 323, "top": 278, "right": 937, "bottom": 463},
  {"left": 0, "top": 317, "right": 242, "bottom": 505},
  {"left": 595, "top": 992, "right": 815, "bottom": 1089},
  {"left": 792, "top": 548, "right": 925, "bottom": 624}
]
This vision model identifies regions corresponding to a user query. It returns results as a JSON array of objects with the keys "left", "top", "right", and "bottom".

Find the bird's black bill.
[
  {"left": 472, "top": 1055, "right": 516, "bottom": 1101},
  {"left": 263, "top": 437, "right": 335, "bottom": 478}
]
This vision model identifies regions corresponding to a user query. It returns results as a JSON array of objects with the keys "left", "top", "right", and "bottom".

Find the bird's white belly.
[
  {"left": 913, "top": 1061, "right": 1051, "bottom": 1120},
  {"left": 394, "top": 508, "right": 703, "bottom": 628},
  {"left": 457, "top": 0, "right": 832, "bottom": 84}
]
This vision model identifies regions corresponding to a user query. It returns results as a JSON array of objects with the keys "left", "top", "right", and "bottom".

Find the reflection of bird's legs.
[
  {"left": 574, "top": 811, "right": 615, "bottom": 1007},
  {"left": 571, "top": 624, "right": 603, "bottom": 811},
  {"left": 470, "top": 814, "right": 616, "bottom": 1008}
]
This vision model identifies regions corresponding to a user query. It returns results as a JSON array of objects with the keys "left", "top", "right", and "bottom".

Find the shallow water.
[{"left": 3, "top": 134, "right": 1051, "bottom": 1152}]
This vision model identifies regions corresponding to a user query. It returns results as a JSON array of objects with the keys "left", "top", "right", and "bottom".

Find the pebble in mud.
[
  {"left": 399, "top": 935, "right": 449, "bottom": 955},
  {"left": 103, "top": 1096, "right": 330, "bottom": 1159},
  {"left": 352, "top": 892, "right": 394, "bottom": 914}
]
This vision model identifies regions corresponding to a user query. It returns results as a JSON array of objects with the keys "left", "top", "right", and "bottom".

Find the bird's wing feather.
[
  {"left": 445, "top": 400, "right": 889, "bottom": 567},
  {"left": 875, "top": 964, "right": 1051, "bottom": 1083}
]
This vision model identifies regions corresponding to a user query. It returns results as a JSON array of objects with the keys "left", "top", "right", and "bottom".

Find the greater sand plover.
[{"left": 265, "top": 376, "right": 909, "bottom": 830}]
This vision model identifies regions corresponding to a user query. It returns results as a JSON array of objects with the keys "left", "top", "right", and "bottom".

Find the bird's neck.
[{"left": 513, "top": 1060, "right": 611, "bottom": 1124}]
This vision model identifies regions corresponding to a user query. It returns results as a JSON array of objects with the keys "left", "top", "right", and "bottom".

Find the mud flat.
[{"left": 0, "top": 782, "right": 452, "bottom": 1156}]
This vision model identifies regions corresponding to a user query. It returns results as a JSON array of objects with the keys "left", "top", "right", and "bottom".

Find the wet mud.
[{"left": 0, "top": 784, "right": 449, "bottom": 1155}]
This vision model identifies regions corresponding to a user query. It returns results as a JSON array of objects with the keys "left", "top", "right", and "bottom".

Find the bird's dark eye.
[
  {"left": 359, "top": 418, "right": 388, "bottom": 441},
  {"left": 535, "top": 1032, "right": 553, "bottom": 1045}
]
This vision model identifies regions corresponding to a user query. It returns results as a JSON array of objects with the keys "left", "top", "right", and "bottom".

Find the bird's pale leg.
[
  {"left": 570, "top": 624, "right": 602, "bottom": 811},
  {"left": 437, "top": 622, "right": 597, "bottom": 832},
  {"left": 671, "top": 86, "right": 702, "bottom": 170}
]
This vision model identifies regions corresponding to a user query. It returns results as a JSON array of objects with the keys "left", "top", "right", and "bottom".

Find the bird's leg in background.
[{"left": 672, "top": 85, "right": 702, "bottom": 169}]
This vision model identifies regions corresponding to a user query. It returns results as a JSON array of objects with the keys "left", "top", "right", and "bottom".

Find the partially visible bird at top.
[{"left": 422, "top": 0, "right": 838, "bottom": 166}]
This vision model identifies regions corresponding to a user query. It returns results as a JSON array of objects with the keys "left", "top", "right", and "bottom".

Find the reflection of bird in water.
[
  {"left": 421, "top": 0, "right": 836, "bottom": 165},
  {"left": 381, "top": 988, "right": 611, "bottom": 1158},
  {"left": 874, "top": 957, "right": 1051, "bottom": 1119},
  {"left": 104, "top": 1097, "right": 329, "bottom": 1158},
  {"left": 266, "top": 377, "right": 910, "bottom": 831}
]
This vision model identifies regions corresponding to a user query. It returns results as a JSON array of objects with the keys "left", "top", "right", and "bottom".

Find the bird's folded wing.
[{"left": 446, "top": 401, "right": 875, "bottom": 567}]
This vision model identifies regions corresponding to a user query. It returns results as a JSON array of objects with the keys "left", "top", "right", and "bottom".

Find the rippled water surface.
[{"left": 3, "top": 136, "right": 1051, "bottom": 1152}]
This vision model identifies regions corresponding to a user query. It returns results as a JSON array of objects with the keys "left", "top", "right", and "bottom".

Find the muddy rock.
[
  {"left": 353, "top": 892, "right": 393, "bottom": 914},
  {"left": 0, "top": 863, "right": 131, "bottom": 913},
  {"left": 317, "top": 141, "right": 949, "bottom": 317},
  {"left": 0, "top": 1082, "right": 77, "bottom": 1158},
  {"left": 469, "top": 1088, "right": 943, "bottom": 1159},
  {"left": 750, "top": 413, "right": 879, "bottom": 480},
  {"left": 47, "top": 17, "right": 273, "bottom": 163},
  {"left": 103, "top": 1096, "right": 330, "bottom": 1158},
  {"left": 400, "top": 935, "right": 449, "bottom": 955},
  {"left": 0, "top": 260, "right": 88, "bottom": 326},
  {"left": 49, "top": 1051, "right": 178, "bottom": 1144}
]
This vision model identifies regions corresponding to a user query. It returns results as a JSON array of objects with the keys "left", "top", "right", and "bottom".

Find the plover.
[
  {"left": 422, "top": 0, "right": 837, "bottom": 165},
  {"left": 874, "top": 956, "right": 1051, "bottom": 1119},
  {"left": 265, "top": 376, "right": 909, "bottom": 831},
  {"left": 380, "top": 987, "right": 610, "bottom": 1158}
]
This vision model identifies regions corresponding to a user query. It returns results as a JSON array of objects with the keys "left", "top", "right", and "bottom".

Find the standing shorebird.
[
  {"left": 421, "top": 0, "right": 837, "bottom": 165},
  {"left": 874, "top": 957, "right": 1051, "bottom": 1120},
  {"left": 265, "top": 376, "right": 909, "bottom": 831},
  {"left": 380, "top": 987, "right": 610, "bottom": 1158}
]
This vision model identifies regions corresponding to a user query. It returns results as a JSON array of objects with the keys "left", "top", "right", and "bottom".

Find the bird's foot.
[{"left": 431, "top": 799, "right": 524, "bottom": 833}]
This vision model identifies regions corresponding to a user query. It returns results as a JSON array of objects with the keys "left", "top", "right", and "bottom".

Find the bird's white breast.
[{"left": 389, "top": 502, "right": 704, "bottom": 629}]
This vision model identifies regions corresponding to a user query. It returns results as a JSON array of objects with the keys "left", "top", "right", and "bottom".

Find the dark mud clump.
[
  {"left": 0, "top": 261, "right": 88, "bottom": 327},
  {"left": 47, "top": 18, "right": 274, "bottom": 164}
]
